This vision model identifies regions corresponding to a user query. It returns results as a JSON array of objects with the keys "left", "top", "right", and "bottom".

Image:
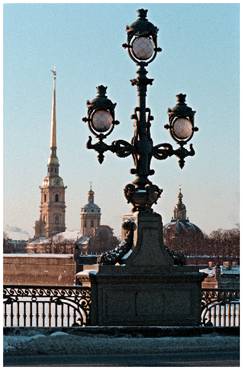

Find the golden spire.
[
  {"left": 48, "top": 66, "right": 59, "bottom": 172},
  {"left": 50, "top": 66, "right": 57, "bottom": 150}
]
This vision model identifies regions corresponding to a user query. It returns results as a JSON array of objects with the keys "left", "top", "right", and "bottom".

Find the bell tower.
[
  {"left": 34, "top": 68, "right": 67, "bottom": 238},
  {"left": 172, "top": 187, "right": 188, "bottom": 221},
  {"left": 80, "top": 184, "right": 101, "bottom": 237}
]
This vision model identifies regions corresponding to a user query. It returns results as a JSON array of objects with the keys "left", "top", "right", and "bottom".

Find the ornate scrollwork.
[
  {"left": 98, "top": 219, "right": 136, "bottom": 265},
  {"left": 201, "top": 288, "right": 240, "bottom": 327},
  {"left": 153, "top": 142, "right": 195, "bottom": 169},
  {"left": 86, "top": 136, "right": 113, "bottom": 164},
  {"left": 173, "top": 143, "right": 195, "bottom": 169},
  {"left": 124, "top": 182, "right": 162, "bottom": 212},
  {"left": 111, "top": 139, "right": 134, "bottom": 158},
  {"left": 3, "top": 285, "right": 92, "bottom": 327},
  {"left": 152, "top": 143, "right": 174, "bottom": 160}
]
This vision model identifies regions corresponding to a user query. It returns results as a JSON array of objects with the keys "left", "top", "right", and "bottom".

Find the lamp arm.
[
  {"left": 152, "top": 143, "right": 174, "bottom": 160},
  {"left": 111, "top": 139, "right": 134, "bottom": 158},
  {"left": 87, "top": 136, "right": 114, "bottom": 164},
  {"left": 152, "top": 142, "right": 195, "bottom": 169},
  {"left": 87, "top": 137, "right": 134, "bottom": 164}
]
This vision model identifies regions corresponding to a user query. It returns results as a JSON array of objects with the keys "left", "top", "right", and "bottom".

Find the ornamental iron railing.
[
  {"left": 3, "top": 286, "right": 240, "bottom": 328},
  {"left": 201, "top": 288, "right": 240, "bottom": 327},
  {"left": 3, "top": 285, "right": 91, "bottom": 327}
]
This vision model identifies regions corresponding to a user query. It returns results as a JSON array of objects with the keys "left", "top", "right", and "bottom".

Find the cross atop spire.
[
  {"left": 88, "top": 183, "right": 94, "bottom": 204},
  {"left": 50, "top": 66, "right": 57, "bottom": 150},
  {"left": 48, "top": 67, "right": 59, "bottom": 175},
  {"left": 51, "top": 65, "right": 56, "bottom": 79}
]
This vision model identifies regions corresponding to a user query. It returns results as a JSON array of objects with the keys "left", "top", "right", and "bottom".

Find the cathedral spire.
[
  {"left": 48, "top": 67, "right": 59, "bottom": 175},
  {"left": 172, "top": 187, "right": 188, "bottom": 221},
  {"left": 34, "top": 67, "right": 66, "bottom": 239},
  {"left": 88, "top": 182, "right": 94, "bottom": 204},
  {"left": 50, "top": 67, "right": 57, "bottom": 150}
]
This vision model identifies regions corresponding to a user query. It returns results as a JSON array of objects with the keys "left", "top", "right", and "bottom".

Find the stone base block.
[{"left": 90, "top": 271, "right": 204, "bottom": 326}]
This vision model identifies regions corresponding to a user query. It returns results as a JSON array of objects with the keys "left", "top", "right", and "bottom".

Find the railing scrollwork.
[
  {"left": 201, "top": 288, "right": 240, "bottom": 327},
  {"left": 3, "top": 286, "right": 240, "bottom": 328},
  {"left": 3, "top": 285, "right": 91, "bottom": 327}
]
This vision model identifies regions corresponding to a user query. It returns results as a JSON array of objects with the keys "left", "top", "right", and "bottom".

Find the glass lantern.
[
  {"left": 172, "top": 118, "right": 193, "bottom": 141},
  {"left": 92, "top": 110, "right": 113, "bottom": 133},
  {"left": 131, "top": 36, "right": 155, "bottom": 61}
]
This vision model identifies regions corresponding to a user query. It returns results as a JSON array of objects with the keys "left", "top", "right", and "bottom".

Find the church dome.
[
  {"left": 81, "top": 202, "right": 101, "bottom": 213},
  {"left": 81, "top": 187, "right": 101, "bottom": 214},
  {"left": 164, "top": 219, "right": 203, "bottom": 237},
  {"left": 164, "top": 189, "right": 203, "bottom": 254}
]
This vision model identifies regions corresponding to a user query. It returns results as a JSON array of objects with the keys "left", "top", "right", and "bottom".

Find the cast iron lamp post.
[{"left": 83, "top": 9, "right": 198, "bottom": 213}]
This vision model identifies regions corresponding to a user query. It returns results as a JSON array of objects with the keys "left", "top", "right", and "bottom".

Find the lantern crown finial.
[
  {"left": 137, "top": 9, "right": 148, "bottom": 20},
  {"left": 96, "top": 85, "right": 107, "bottom": 98},
  {"left": 176, "top": 93, "right": 187, "bottom": 104}
]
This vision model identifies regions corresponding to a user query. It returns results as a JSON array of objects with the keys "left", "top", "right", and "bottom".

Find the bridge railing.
[
  {"left": 3, "top": 285, "right": 240, "bottom": 327},
  {"left": 3, "top": 285, "right": 91, "bottom": 327},
  {"left": 201, "top": 288, "right": 240, "bottom": 327}
]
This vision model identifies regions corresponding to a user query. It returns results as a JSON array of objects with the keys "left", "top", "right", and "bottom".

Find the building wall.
[
  {"left": 3, "top": 254, "right": 75, "bottom": 286},
  {"left": 80, "top": 213, "right": 101, "bottom": 237}
]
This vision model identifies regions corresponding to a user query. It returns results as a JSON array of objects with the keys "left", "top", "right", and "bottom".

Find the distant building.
[
  {"left": 26, "top": 231, "right": 87, "bottom": 254},
  {"left": 79, "top": 187, "right": 119, "bottom": 254},
  {"left": 80, "top": 186, "right": 101, "bottom": 237},
  {"left": 163, "top": 188, "right": 204, "bottom": 257},
  {"left": 4, "top": 254, "right": 75, "bottom": 286},
  {"left": 27, "top": 186, "right": 119, "bottom": 256},
  {"left": 218, "top": 262, "right": 240, "bottom": 289},
  {"left": 3, "top": 227, "right": 29, "bottom": 254},
  {"left": 23, "top": 70, "right": 118, "bottom": 260},
  {"left": 34, "top": 69, "right": 66, "bottom": 239},
  {"left": 3, "top": 239, "right": 27, "bottom": 254},
  {"left": 200, "top": 261, "right": 239, "bottom": 289}
]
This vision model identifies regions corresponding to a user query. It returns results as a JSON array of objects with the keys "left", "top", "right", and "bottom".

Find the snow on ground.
[
  {"left": 4, "top": 331, "right": 239, "bottom": 355},
  {"left": 199, "top": 267, "right": 216, "bottom": 277}
]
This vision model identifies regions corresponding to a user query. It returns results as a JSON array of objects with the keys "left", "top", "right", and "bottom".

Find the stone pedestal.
[{"left": 90, "top": 211, "right": 205, "bottom": 326}]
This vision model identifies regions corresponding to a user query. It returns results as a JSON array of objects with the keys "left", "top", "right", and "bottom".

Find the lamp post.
[
  {"left": 84, "top": 9, "right": 206, "bottom": 327},
  {"left": 83, "top": 8, "right": 198, "bottom": 214}
]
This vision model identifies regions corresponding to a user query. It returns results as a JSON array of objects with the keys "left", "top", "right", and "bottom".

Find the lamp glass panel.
[
  {"left": 173, "top": 118, "right": 193, "bottom": 140},
  {"left": 92, "top": 110, "right": 113, "bottom": 133},
  {"left": 132, "top": 36, "right": 154, "bottom": 60}
]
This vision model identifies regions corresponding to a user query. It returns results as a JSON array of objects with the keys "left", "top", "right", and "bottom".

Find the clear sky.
[{"left": 4, "top": 3, "right": 240, "bottom": 238}]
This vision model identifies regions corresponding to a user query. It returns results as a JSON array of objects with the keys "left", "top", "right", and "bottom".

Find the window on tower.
[
  {"left": 44, "top": 194, "right": 47, "bottom": 202},
  {"left": 55, "top": 194, "right": 59, "bottom": 202},
  {"left": 54, "top": 214, "right": 60, "bottom": 224},
  {"left": 91, "top": 220, "right": 94, "bottom": 227}
]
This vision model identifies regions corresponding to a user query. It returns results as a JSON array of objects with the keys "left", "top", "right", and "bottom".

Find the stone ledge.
[{"left": 4, "top": 326, "right": 239, "bottom": 337}]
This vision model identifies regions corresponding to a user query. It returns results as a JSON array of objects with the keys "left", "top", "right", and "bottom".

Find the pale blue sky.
[{"left": 4, "top": 3, "right": 240, "bottom": 237}]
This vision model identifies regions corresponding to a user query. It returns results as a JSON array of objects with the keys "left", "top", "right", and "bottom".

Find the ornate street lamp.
[{"left": 83, "top": 9, "right": 198, "bottom": 213}]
